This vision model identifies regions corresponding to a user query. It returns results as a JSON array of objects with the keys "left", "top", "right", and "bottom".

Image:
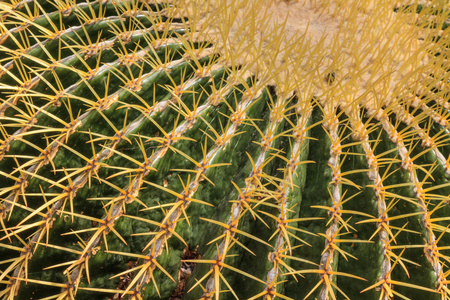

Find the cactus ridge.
[{"left": 1, "top": 0, "right": 450, "bottom": 299}]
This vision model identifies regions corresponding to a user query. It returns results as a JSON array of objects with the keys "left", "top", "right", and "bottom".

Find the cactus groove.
[{"left": 0, "top": 0, "right": 449, "bottom": 299}]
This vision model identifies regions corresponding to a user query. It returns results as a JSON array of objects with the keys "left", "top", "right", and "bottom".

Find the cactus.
[{"left": 0, "top": 0, "right": 449, "bottom": 299}]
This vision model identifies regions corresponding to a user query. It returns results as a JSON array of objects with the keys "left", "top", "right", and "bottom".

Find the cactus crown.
[{"left": 0, "top": 0, "right": 449, "bottom": 299}]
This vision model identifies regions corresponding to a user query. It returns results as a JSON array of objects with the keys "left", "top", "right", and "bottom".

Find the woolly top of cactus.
[{"left": 176, "top": 0, "right": 444, "bottom": 122}]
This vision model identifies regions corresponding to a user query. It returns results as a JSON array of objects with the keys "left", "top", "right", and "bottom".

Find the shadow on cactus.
[{"left": 0, "top": 0, "right": 449, "bottom": 299}]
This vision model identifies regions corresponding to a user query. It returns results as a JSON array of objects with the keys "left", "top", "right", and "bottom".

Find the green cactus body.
[{"left": 0, "top": 0, "right": 449, "bottom": 299}]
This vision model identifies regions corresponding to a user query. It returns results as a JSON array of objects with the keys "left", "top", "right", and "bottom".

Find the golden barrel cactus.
[{"left": 0, "top": 0, "right": 449, "bottom": 299}]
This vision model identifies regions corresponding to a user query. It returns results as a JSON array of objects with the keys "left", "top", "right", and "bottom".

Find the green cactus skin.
[{"left": 0, "top": 0, "right": 449, "bottom": 299}]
